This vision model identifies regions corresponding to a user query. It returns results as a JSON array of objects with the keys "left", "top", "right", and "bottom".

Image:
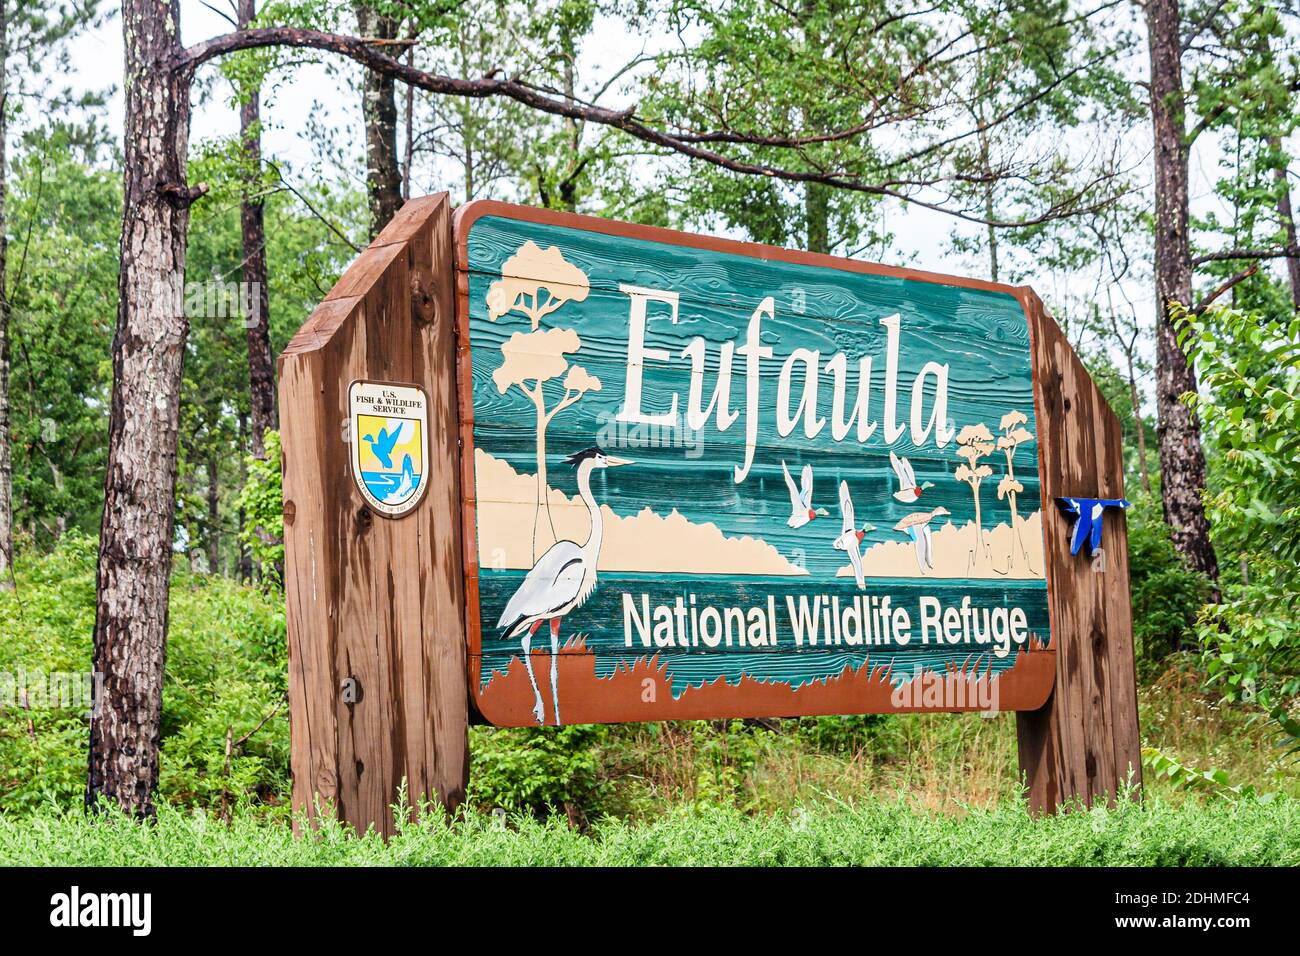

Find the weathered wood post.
[
  {"left": 278, "top": 194, "right": 468, "bottom": 836},
  {"left": 1015, "top": 290, "right": 1143, "bottom": 813}
]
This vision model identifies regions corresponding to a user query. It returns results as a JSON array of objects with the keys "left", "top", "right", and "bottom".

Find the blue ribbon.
[{"left": 1055, "top": 497, "right": 1130, "bottom": 556}]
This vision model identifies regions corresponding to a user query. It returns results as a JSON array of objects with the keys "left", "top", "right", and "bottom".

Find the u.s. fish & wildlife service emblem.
[{"left": 348, "top": 381, "right": 430, "bottom": 518}]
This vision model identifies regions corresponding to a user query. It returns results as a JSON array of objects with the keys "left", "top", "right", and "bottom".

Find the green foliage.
[
  {"left": 159, "top": 570, "right": 289, "bottom": 811},
  {"left": 682, "top": 719, "right": 768, "bottom": 809},
  {"left": 0, "top": 535, "right": 289, "bottom": 814},
  {"left": 792, "top": 713, "right": 891, "bottom": 756},
  {"left": 1, "top": 0, "right": 108, "bottom": 126},
  {"left": 1180, "top": 305, "right": 1300, "bottom": 753},
  {"left": 469, "top": 724, "right": 609, "bottom": 819},
  {"left": 176, "top": 138, "right": 361, "bottom": 574},
  {"left": 1190, "top": 1, "right": 1298, "bottom": 268},
  {"left": 1142, "top": 745, "right": 1271, "bottom": 804},
  {"left": 4, "top": 794, "right": 1300, "bottom": 866},
  {"left": 236, "top": 430, "right": 285, "bottom": 583},
  {"left": 1126, "top": 494, "right": 1212, "bottom": 671},
  {"left": 641, "top": 0, "right": 1134, "bottom": 264},
  {"left": 6, "top": 126, "right": 120, "bottom": 545}
]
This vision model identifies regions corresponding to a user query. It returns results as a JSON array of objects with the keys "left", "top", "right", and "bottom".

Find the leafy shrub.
[
  {"left": 685, "top": 719, "right": 769, "bottom": 809},
  {"left": 0, "top": 534, "right": 290, "bottom": 814},
  {"left": 468, "top": 724, "right": 609, "bottom": 823},
  {"left": 1142, "top": 745, "right": 1272, "bottom": 803},
  {"left": 793, "top": 713, "right": 892, "bottom": 756},
  {"left": 1180, "top": 306, "right": 1300, "bottom": 752},
  {"left": 1125, "top": 493, "right": 1211, "bottom": 674},
  {"left": 235, "top": 429, "right": 285, "bottom": 589}
]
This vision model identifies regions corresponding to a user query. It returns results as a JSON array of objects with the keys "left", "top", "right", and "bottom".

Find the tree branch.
[
  {"left": 1191, "top": 246, "right": 1300, "bottom": 266},
  {"left": 266, "top": 161, "right": 362, "bottom": 253},
  {"left": 1193, "top": 264, "right": 1257, "bottom": 315},
  {"left": 1188, "top": 75, "right": 1300, "bottom": 145},
  {"left": 174, "top": 26, "right": 1119, "bottom": 229}
]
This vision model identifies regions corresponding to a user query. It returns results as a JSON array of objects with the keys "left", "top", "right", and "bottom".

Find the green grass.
[{"left": 3, "top": 795, "right": 1298, "bottom": 866}]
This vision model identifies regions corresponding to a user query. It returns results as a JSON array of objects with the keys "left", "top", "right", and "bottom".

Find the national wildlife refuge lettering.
[
  {"left": 461, "top": 206, "right": 1052, "bottom": 726},
  {"left": 622, "top": 593, "right": 1032, "bottom": 661}
]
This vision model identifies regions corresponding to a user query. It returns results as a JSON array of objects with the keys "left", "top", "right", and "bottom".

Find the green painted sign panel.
[{"left": 458, "top": 203, "right": 1054, "bottom": 727}]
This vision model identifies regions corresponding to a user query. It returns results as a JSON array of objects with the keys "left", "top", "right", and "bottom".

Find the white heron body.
[
  {"left": 497, "top": 503, "right": 603, "bottom": 637},
  {"left": 496, "top": 450, "right": 628, "bottom": 725}
]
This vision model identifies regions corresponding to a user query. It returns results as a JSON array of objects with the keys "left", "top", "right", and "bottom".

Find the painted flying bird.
[
  {"left": 890, "top": 451, "right": 934, "bottom": 503},
  {"left": 832, "top": 480, "right": 876, "bottom": 589},
  {"left": 782, "top": 460, "right": 830, "bottom": 529},
  {"left": 361, "top": 420, "right": 412, "bottom": 470},
  {"left": 894, "top": 506, "right": 951, "bottom": 575},
  {"left": 1055, "top": 497, "right": 1130, "bottom": 556},
  {"left": 497, "top": 447, "right": 632, "bottom": 726}
]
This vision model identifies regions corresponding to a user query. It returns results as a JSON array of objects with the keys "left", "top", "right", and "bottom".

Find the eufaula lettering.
[{"left": 615, "top": 287, "right": 954, "bottom": 483}]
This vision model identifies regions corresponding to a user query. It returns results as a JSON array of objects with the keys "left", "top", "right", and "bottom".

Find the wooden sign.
[
  {"left": 456, "top": 202, "right": 1058, "bottom": 727},
  {"left": 280, "top": 194, "right": 1140, "bottom": 832}
]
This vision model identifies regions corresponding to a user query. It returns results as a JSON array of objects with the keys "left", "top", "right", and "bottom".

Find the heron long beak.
[{"left": 604, "top": 455, "right": 634, "bottom": 467}]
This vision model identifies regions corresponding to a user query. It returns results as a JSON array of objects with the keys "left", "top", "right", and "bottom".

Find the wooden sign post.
[
  {"left": 280, "top": 195, "right": 1140, "bottom": 835},
  {"left": 279, "top": 195, "right": 469, "bottom": 835}
]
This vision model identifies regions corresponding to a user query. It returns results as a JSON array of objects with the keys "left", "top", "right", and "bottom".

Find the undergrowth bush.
[
  {"left": 1, "top": 536, "right": 1293, "bottom": 824},
  {"left": 0, "top": 533, "right": 289, "bottom": 814},
  {"left": 1125, "top": 493, "right": 1211, "bottom": 675},
  {"left": 1181, "top": 306, "right": 1300, "bottom": 752}
]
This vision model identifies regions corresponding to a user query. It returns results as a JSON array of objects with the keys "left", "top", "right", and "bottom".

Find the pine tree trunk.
[
  {"left": 1126, "top": 361, "right": 1153, "bottom": 494},
  {"left": 1146, "top": 0, "right": 1218, "bottom": 583},
  {"left": 87, "top": 0, "right": 193, "bottom": 817},
  {"left": 797, "top": 6, "right": 830, "bottom": 260},
  {"left": 237, "top": 410, "right": 253, "bottom": 582},
  {"left": 980, "top": 125, "right": 998, "bottom": 282},
  {"left": 238, "top": 0, "right": 276, "bottom": 459},
  {"left": 0, "top": 0, "right": 13, "bottom": 590},
  {"left": 402, "top": 27, "right": 414, "bottom": 201},
  {"left": 557, "top": 33, "right": 580, "bottom": 212},
  {"left": 355, "top": 3, "right": 402, "bottom": 237}
]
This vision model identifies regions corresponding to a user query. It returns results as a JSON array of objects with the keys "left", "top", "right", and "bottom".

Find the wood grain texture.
[
  {"left": 1015, "top": 288, "right": 1142, "bottom": 814},
  {"left": 279, "top": 193, "right": 468, "bottom": 837}
]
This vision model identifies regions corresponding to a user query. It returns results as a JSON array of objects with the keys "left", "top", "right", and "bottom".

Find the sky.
[{"left": 62, "top": 1, "right": 1296, "bottom": 421}]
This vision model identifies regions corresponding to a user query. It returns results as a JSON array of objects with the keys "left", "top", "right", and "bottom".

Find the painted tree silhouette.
[
  {"left": 486, "top": 241, "right": 590, "bottom": 330},
  {"left": 492, "top": 328, "right": 602, "bottom": 559},
  {"left": 487, "top": 244, "right": 597, "bottom": 559},
  {"left": 996, "top": 410, "right": 1036, "bottom": 571},
  {"left": 954, "top": 422, "right": 995, "bottom": 567}
]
